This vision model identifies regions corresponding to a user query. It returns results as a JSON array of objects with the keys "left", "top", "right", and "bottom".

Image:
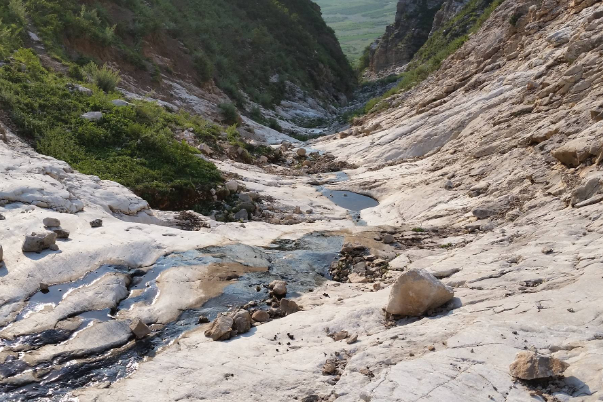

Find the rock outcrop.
[{"left": 369, "top": 0, "right": 445, "bottom": 73}]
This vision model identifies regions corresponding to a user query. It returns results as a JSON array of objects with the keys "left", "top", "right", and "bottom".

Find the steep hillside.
[
  {"left": 0, "top": 0, "right": 355, "bottom": 213},
  {"left": 26, "top": 0, "right": 355, "bottom": 106}
]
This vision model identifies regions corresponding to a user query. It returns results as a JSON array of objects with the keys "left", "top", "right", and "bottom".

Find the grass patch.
[{"left": 0, "top": 49, "right": 223, "bottom": 211}]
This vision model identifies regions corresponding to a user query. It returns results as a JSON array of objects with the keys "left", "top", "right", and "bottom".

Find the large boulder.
[
  {"left": 204, "top": 315, "right": 234, "bottom": 341},
  {"left": 22, "top": 231, "right": 58, "bottom": 253},
  {"left": 551, "top": 137, "right": 602, "bottom": 167},
  {"left": 509, "top": 351, "right": 569, "bottom": 380},
  {"left": 385, "top": 269, "right": 454, "bottom": 316},
  {"left": 571, "top": 177, "right": 601, "bottom": 206},
  {"left": 232, "top": 310, "right": 251, "bottom": 334}
]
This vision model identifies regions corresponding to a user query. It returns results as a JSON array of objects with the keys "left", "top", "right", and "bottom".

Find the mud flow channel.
[{"left": 0, "top": 233, "right": 343, "bottom": 401}]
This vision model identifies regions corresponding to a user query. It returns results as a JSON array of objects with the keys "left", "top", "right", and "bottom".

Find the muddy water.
[{"left": 0, "top": 233, "right": 343, "bottom": 401}]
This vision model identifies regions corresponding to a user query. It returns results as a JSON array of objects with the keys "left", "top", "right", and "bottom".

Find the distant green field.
[{"left": 315, "top": 0, "right": 398, "bottom": 64}]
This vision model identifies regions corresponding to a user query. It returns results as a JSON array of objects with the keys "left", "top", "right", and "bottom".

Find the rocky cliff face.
[
  {"left": 368, "top": 0, "right": 496, "bottom": 75},
  {"left": 369, "top": 0, "right": 445, "bottom": 74},
  {"left": 428, "top": 0, "right": 471, "bottom": 36}
]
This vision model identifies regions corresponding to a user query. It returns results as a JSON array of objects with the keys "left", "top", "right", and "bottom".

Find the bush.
[
  {"left": 83, "top": 62, "right": 121, "bottom": 93},
  {"left": 0, "top": 50, "right": 222, "bottom": 211},
  {"left": 193, "top": 51, "right": 214, "bottom": 83},
  {"left": 218, "top": 103, "right": 239, "bottom": 125},
  {"left": 8, "top": 0, "right": 26, "bottom": 24}
]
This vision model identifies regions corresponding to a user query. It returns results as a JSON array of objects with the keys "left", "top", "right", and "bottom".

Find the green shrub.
[
  {"left": 8, "top": 0, "right": 26, "bottom": 24},
  {"left": 0, "top": 49, "right": 222, "bottom": 211},
  {"left": 82, "top": 62, "right": 121, "bottom": 93},
  {"left": 219, "top": 103, "right": 240, "bottom": 125},
  {"left": 193, "top": 51, "right": 214, "bottom": 83}
]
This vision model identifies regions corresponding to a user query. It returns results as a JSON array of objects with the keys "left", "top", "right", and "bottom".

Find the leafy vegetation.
[
  {"left": 0, "top": 46, "right": 222, "bottom": 211},
  {"left": 24, "top": 0, "right": 355, "bottom": 107},
  {"left": 362, "top": 0, "right": 504, "bottom": 114},
  {"left": 82, "top": 62, "right": 121, "bottom": 93},
  {"left": 0, "top": 0, "right": 358, "bottom": 212}
]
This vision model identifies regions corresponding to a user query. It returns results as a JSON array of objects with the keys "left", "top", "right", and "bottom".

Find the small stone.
[
  {"left": 259, "top": 155, "right": 269, "bottom": 164},
  {"left": 542, "top": 247, "right": 553, "bottom": 255},
  {"left": 49, "top": 244, "right": 59, "bottom": 251},
  {"left": 294, "top": 206, "right": 302, "bottom": 214},
  {"left": 51, "top": 228, "right": 70, "bottom": 239},
  {"left": 306, "top": 209, "right": 313, "bottom": 214},
  {"left": 198, "top": 315, "right": 210, "bottom": 324},
  {"left": 428, "top": 345, "right": 436, "bottom": 351},
  {"left": 130, "top": 319, "right": 151, "bottom": 339},
  {"left": 225, "top": 180, "right": 238, "bottom": 192},
  {"left": 269, "top": 280, "right": 287, "bottom": 298},
  {"left": 509, "top": 351, "right": 569, "bottom": 380},
  {"left": 40, "top": 283, "right": 50, "bottom": 293},
  {"left": 444, "top": 180, "right": 454, "bottom": 190},
  {"left": 383, "top": 234, "right": 395, "bottom": 244},
  {"left": 252, "top": 310, "right": 270, "bottom": 322},
  {"left": 279, "top": 299, "right": 300, "bottom": 315},
  {"left": 322, "top": 362, "right": 337, "bottom": 375},
  {"left": 0, "top": 214, "right": 5, "bottom": 220},
  {"left": 346, "top": 334, "right": 358, "bottom": 344},
  {"left": 90, "top": 219, "right": 103, "bottom": 228},
  {"left": 332, "top": 331, "right": 348, "bottom": 341},
  {"left": 297, "top": 148, "right": 307, "bottom": 157},
  {"left": 43, "top": 217, "right": 61, "bottom": 227},
  {"left": 0, "top": 244, "right": 3, "bottom": 262}
]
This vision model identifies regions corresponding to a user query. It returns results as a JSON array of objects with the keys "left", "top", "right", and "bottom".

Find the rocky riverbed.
[{"left": 2, "top": 0, "right": 603, "bottom": 400}]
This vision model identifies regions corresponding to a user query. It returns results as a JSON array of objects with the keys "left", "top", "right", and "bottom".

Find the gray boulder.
[
  {"left": 43, "top": 217, "right": 61, "bottom": 227},
  {"left": 22, "top": 231, "right": 58, "bottom": 253},
  {"left": 234, "top": 209, "right": 249, "bottom": 221},
  {"left": 81, "top": 112, "right": 103, "bottom": 121},
  {"left": 232, "top": 310, "right": 251, "bottom": 334},
  {"left": 385, "top": 269, "right": 454, "bottom": 316},
  {"left": 225, "top": 180, "right": 239, "bottom": 192}
]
